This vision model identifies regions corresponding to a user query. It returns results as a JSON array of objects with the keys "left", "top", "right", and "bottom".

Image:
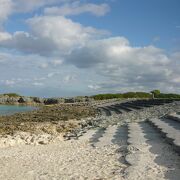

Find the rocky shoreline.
[
  {"left": 0, "top": 99, "right": 180, "bottom": 148},
  {"left": 0, "top": 100, "right": 180, "bottom": 179},
  {"left": 0, "top": 94, "right": 94, "bottom": 105},
  {"left": 0, "top": 103, "right": 97, "bottom": 147}
]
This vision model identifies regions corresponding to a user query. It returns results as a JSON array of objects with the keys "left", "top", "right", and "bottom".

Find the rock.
[
  {"left": 44, "top": 98, "right": 59, "bottom": 105},
  {"left": 0, "top": 95, "right": 19, "bottom": 104},
  {"left": 38, "top": 140, "right": 49, "bottom": 145},
  {"left": 63, "top": 132, "right": 78, "bottom": 140},
  {"left": 32, "top": 97, "right": 44, "bottom": 103},
  {"left": 64, "top": 98, "right": 75, "bottom": 103},
  {"left": 18, "top": 97, "right": 26, "bottom": 103}
]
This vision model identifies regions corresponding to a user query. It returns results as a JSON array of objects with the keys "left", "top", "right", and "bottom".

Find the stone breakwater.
[{"left": 64, "top": 100, "right": 180, "bottom": 140}]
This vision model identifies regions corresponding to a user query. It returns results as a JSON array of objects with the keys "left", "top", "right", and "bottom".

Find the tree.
[{"left": 150, "top": 90, "right": 161, "bottom": 99}]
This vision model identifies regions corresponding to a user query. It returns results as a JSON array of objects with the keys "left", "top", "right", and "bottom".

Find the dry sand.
[
  {"left": 0, "top": 123, "right": 180, "bottom": 180},
  {"left": 0, "top": 134, "right": 125, "bottom": 180}
]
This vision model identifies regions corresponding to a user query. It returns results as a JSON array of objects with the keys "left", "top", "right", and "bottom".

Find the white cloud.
[
  {"left": 39, "top": 62, "right": 49, "bottom": 69},
  {"left": 4, "top": 79, "right": 15, "bottom": 86},
  {"left": 33, "top": 82, "right": 44, "bottom": 86},
  {"left": 68, "top": 37, "right": 180, "bottom": 92},
  {"left": 88, "top": 84, "right": 101, "bottom": 90},
  {"left": 0, "top": 16, "right": 107, "bottom": 56},
  {"left": 0, "top": 33, "right": 179, "bottom": 93},
  {"left": 0, "top": 0, "right": 110, "bottom": 27},
  {"left": 44, "top": 2, "right": 110, "bottom": 16},
  {"left": 47, "top": 72, "right": 61, "bottom": 78},
  {"left": 13, "top": 0, "right": 60, "bottom": 13},
  {"left": 0, "top": 0, "right": 13, "bottom": 26},
  {"left": 0, "top": 0, "right": 76, "bottom": 26},
  {"left": 0, "top": 30, "right": 58, "bottom": 55},
  {"left": 52, "top": 59, "right": 63, "bottom": 66},
  {"left": 27, "top": 16, "right": 107, "bottom": 53},
  {"left": 0, "top": 0, "right": 61, "bottom": 26},
  {"left": 0, "top": 31, "right": 11, "bottom": 41},
  {"left": 33, "top": 77, "right": 46, "bottom": 81},
  {"left": 47, "top": 73, "right": 55, "bottom": 78},
  {"left": 63, "top": 75, "right": 77, "bottom": 83}
]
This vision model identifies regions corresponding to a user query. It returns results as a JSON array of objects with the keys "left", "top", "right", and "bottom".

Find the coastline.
[
  {"left": 0, "top": 100, "right": 180, "bottom": 179},
  {"left": 0, "top": 102, "right": 99, "bottom": 149}
]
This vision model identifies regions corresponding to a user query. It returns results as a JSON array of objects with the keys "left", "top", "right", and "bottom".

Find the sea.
[{"left": 0, "top": 105, "right": 37, "bottom": 116}]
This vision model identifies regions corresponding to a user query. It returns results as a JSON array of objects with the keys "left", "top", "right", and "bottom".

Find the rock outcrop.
[{"left": 0, "top": 94, "right": 94, "bottom": 105}]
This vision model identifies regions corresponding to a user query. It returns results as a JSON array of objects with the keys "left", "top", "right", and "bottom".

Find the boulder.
[
  {"left": 44, "top": 98, "right": 59, "bottom": 105},
  {"left": 32, "top": 97, "right": 44, "bottom": 103},
  {"left": 18, "top": 97, "right": 32, "bottom": 104},
  {"left": 64, "top": 98, "right": 75, "bottom": 103}
]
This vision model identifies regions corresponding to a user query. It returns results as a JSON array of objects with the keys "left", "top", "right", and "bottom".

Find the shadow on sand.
[
  {"left": 161, "top": 118, "right": 180, "bottom": 130},
  {"left": 89, "top": 127, "right": 106, "bottom": 146},
  {"left": 111, "top": 125, "right": 128, "bottom": 165},
  {"left": 140, "top": 121, "right": 180, "bottom": 180}
]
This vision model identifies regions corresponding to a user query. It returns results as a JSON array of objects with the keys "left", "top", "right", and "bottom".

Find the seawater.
[{"left": 0, "top": 105, "right": 37, "bottom": 116}]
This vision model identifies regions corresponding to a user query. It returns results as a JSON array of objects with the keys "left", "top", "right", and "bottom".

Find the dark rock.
[
  {"left": 44, "top": 98, "right": 59, "bottom": 105},
  {"left": 18, "top": 97, "right": 26, "bottom": 103},
  {"left": 32, "top": 97, "right": 43, "bottom": 103},
  {"left": 64, "top": 98, "right": 75, "bottom": 103}
]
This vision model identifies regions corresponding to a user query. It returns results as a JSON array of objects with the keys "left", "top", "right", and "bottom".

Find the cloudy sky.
[{"left": 0, "top": 0, "right": 180, "bottom": 97}]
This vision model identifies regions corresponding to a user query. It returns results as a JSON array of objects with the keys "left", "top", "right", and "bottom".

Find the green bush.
[
  {"left": 156, "top": 93, "right": 180, "bottom": 99},
  {"left": 92, "top": 92, "right": 151, "bottom": 100},
  {"left": 92, "top": 93, "right": 123, "bottom": 100},
  {"left": 2, "top": 93, "right": 21, "bottom": 97}
]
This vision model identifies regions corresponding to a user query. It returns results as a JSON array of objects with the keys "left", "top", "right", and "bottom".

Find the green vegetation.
[
  {"left": 156, "top": 93, "right": 180, "bottom": 99},
  {"left": 92, "top": 90, "right": 180, "bottom": 100},
  {"left": 151, "top": 90, "right": 161, "bottom": 98},
  {"left": 123, "top": 92, "right": 151, "bottom": 98},
  {"left": 92, "top": 92, "right": 151, "bottom": 100},
  {"left": 151, "top": 90, "right": 180, "bottom": 99},
  {"left": 1, "top": 93, "right": 21, "bottom": 97},
  {"left": 92, "top": 93, "right": 123, "bottom": 100}
]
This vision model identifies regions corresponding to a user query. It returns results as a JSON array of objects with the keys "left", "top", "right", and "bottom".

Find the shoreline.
[
  {"left": 0, "top": 101, "right": 180, "bottom": 179},
  {"left": 0, "top": 100, "right": 179, "bottom": 148}
]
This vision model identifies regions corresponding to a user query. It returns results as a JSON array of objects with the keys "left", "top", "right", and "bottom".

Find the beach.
[{"left": 0, "top": 100, "right": 180, "bottom": 179}]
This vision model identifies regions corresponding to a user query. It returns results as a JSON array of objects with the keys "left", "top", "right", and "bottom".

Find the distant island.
[{"left": 0, "top": 90, "right": 180, "bottom": 105}]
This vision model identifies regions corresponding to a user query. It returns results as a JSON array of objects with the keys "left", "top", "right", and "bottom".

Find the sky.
[{"left": 0, "top": 0, "right": 180, "bottom": 97}]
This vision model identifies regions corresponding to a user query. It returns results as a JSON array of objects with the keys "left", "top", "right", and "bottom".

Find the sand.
[
  {"left": 0, "top": 122, "right": 180, "bottom": 180},
  {"left": 0, "top": 135, "right": 126, "bottom": 179}
]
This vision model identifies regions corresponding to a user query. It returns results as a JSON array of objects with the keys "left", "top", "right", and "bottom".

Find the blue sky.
[
  {"left": 72, "top": 0, "right": 180, "bottom": 50},
  {"left": 0, "top": 0, "right": 180, "bottom": 97}
]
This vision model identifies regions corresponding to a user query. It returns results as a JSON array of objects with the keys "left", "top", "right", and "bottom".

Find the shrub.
[
  {"left": 92, "top": 92, "right": 151, "bottom": 100},
  {"left": 156, "top": 93, "right": 180, "bottom": 99},
  {"left": 2, "top": 93, "right": 21, "bottom": 97}
]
